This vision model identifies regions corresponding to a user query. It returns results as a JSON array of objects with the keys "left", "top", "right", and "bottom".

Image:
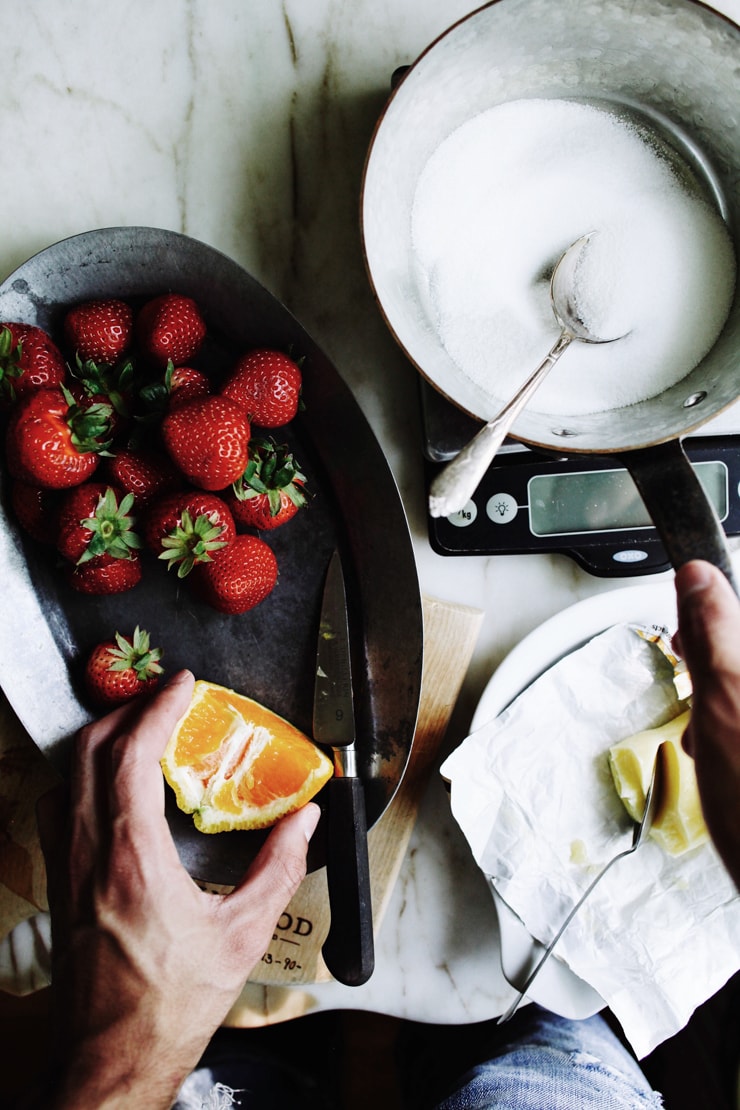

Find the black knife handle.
[{"left": 321, "top": 775, "right": 375, "bottom": 986}]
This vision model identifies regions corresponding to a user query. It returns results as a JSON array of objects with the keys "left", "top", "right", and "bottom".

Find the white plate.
[{"left": 472, "top": 579, "right": 677, "bottom": 1019}]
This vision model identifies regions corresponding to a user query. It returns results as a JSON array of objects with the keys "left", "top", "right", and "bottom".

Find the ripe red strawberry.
[
  {"left": 0, "top": 323, "right": 66, "bottom": 406},
  {"left": 104, "top": 447, "right": 183, "bottom": 507},
  {"left": 226, "top": 439, "right": 307, "bottom": 531},
  {"left": 63, "top": 299, "right": 133, "bottom": 364},
  {"left": 167, "top": 364, "right": 211, "bottom": 409},
  {"left": 65, "top": 551, "right": 143, "bottom": 595},
  {"left": 5, "top": 386, "right": 113, "bottom": 489},
  {"left": 56, "top": 483, "right": 141, "bottom": 565},
  {"left": 190, "top": 533, "right": 277, "bottom": 613},
  {"left": 136, "top": 293, "right": 206, "bottom": 367},
  {"left": 84, "top": 626, "right": 163, "bottom": 708},
  {"left": 143, "top": 490, "right": 235, "bottom": 577},
  {"left": 161, "top": 395, "right": 250, "bottom": 491},
  {"left": 10, "top": 481, "right": 63, "bottom": 545},
  {"left": 126, "top": 362, "right": 211, "bottom": 440},
  {"left": 221, "top": 349, "right": 302, "bottom": 428}
]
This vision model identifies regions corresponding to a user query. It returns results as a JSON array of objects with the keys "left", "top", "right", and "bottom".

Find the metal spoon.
[
  {"left": 428, "top": 232, "right": 624, "bottom": 519},
  {"left": 496, "top": 740, "right": 667, "bottom": 1025}
]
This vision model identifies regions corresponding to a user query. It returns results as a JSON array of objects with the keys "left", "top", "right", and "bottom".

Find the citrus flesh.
[{"left": 161, "top": 679, "right": 333, "bottom": 833}]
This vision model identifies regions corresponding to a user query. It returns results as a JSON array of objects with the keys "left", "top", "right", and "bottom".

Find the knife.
[{"left": 313, "top": 549, "right": 374, "bottom": 986}]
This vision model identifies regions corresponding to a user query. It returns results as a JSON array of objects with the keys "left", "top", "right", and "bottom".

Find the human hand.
[
  {"left": 674, "top": 560, "right": 740, "bottom": 890},
  {"left": 33, "top": 670, "right": 320, "bottom": 1110}
]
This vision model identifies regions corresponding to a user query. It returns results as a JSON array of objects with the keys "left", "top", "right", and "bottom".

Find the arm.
[
  {"left": 674, "top": 560, "right": 740, "bottom": 890},
  {"left": 26, "top": 669, "right": 319, "bottom": 1109}
]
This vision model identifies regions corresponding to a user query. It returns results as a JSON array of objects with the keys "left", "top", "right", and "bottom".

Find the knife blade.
[{"left": 313, "top": 549, "right": 374, "bottom": 986}]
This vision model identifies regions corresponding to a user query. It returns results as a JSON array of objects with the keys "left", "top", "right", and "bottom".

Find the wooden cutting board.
[
  {"left": 0, "top": 594, "right": 482, "bottom": 999},
  {"left": 236, "top": 594, "right": 483, "bottom": 988}
]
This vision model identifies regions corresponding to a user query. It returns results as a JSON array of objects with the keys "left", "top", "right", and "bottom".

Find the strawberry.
[
  {"left": 161, "top": 395, "right": 250, "bottom": 491},
  {"left": 190, "top": 533, "right": 277, "bottom": 613},
  {"left": 65, "top": 551, "right": 143, "bottom": 595},
  {"left": 226, "top": 439, "right": 307, "bottom": 531},
  {"left": 221, "top": 348, "right": 302, "bottom": 428},
  {"left": 56, "top": 483, "right": 141, "bottom": 565},
  {"left": 129, "top": 363, "right": 211, "bottom": 447},
  {"left": 143, "top": 490, "right": 235, "bottom": 577},
  {"left": 63, "top": 299, "right": 133, "bottom": 365},
  {"left": 167, "top": 364, "right": 211, "bottom": 409},
  {"left": 10, "top": 481, "right": 63, "bottom": 545},
  {"left": 0, "top": 323, "right": 66, "bottom": 406},
  {"left": 136, "top": 293, "right": 206, "bottom": 367},
  {"left": 104, "top": 447, "right": 183, "bottom": 507},
  {"left": 5, "top": 386, "right": 113, "bottom": 489},
  {"left": 84, "top": 626, "right": 163, "bottom": 708}
]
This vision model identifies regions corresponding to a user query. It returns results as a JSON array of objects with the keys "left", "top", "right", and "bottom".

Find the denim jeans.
[
  {"left": 429, "top": 1006, "right": 663, "bottom": 1109},
  {"left": 173, "top": 1005, "right": 663, "bottom": 1109}
]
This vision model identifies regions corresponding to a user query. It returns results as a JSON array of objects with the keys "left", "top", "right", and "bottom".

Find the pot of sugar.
[{"left": 361, "top": 0, "right": 740, "bottom": 586}]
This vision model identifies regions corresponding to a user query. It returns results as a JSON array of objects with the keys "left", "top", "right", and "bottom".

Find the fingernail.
[
  {"left": 166, "top": 669, "right": 194, "bottom": 687},
  {"left": 299, "top": 802, "right": 321, "bottom": 843}
]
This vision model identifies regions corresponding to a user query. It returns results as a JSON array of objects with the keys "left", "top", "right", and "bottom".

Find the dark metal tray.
[{"left": 0, "top": 227, "right": 423, "bottom": 884}]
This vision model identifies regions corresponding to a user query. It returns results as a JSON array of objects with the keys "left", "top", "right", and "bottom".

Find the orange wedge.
[{"left": 161, "top": 679, "right": 333, "bottom": 833}]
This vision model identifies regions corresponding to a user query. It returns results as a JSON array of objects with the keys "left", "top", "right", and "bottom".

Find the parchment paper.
[{"left": 441, "top": 623, "right": 740, "bottom": 1057}]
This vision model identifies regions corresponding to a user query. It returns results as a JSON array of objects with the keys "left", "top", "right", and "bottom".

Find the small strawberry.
[
  {"left": 190, "top": 533, "right": 277, "bottom": 614},
  {"left": 10, "top": 481, "right": 63, "bottom": 545},
  {"left": 133, "top": 361, "right": 211, "bottom": 423},
  {"left": 104, "top": 447, "right": 183, "bottom": 507},
  {"left": 226, "top": 439, "right": 307, "bottom": 531},
  {"left": 56, "top": 483, "right": 141, "bottom": 565},
  {"left": 65, "top": 551, "right": 143, "bottom": 595},
  {"left": 136, "top": 293, "right": 206, "bottom": 367},
  {"left": 63, "top": 299, "right": 134, "bottom": 365},
  {"left": 143, "top": 490, "right": 235, "bottom": 577},
  {"left": 0, "top": 323, "right": 66, "bottom": 406},
  {"left": 129, "top": 363, "right": 211, "bottom": 448},
  {"left": 167, "top": 364, "right": 211, "bottom": 409},
  {"left": 221, "top": 348, "right": 302, "bottom": 428},
  {"left": 5, "top": 386, "right": 113, "bottom": 489},
  {"left": 84, "top": 626, "right": 163, "bottom": 708},
  {"left": 161, "top": 395, "right": 250, "bottom": 491}
]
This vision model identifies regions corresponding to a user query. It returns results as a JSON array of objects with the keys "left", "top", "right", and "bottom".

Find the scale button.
[
  {"left": 486, "top": 492, "right": 518, "bottom": 524},
  {"left": 613, "top": 549, "right": 649, "bottom": 564},
  {"left": 446, "top": 500, "right": 478, "bottom": 527}
]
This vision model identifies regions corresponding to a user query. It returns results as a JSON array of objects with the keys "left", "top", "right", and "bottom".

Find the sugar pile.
[{"left": 410, "top": 99, "right": 736, "bottom": 416}]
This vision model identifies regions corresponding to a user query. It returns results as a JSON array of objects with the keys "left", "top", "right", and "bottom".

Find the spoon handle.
[
  {"left": 496, "top": 845, "right": 629, "bottom": 1026},
  {"left": 428, "top": 331, "right": 574, "bottom": 518},
  {"left": 496, "top": 745, "right": 663, "bottom": 1026}
]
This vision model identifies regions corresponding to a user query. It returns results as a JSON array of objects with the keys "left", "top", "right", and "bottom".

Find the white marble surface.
[{"left": 1, "top": 0, "right": 739, "bottom": 1025}]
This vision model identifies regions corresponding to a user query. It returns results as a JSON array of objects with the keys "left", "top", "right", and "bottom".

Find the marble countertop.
[{"left": 2, "top": 0, "right": 738, "bottom": 1024}]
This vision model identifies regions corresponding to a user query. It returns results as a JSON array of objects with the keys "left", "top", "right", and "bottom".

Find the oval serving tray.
[{"left": 0, "top": 227, "right": 423, "bottom": 884}]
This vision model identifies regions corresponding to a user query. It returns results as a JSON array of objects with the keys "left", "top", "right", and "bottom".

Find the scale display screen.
[{"left": 529, "top": 461, "right": 728, "bottom": 537}]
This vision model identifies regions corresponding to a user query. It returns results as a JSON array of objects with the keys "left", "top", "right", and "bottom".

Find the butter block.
[{"left": 608, "top": 710, "right": 708, "bottom": 855}]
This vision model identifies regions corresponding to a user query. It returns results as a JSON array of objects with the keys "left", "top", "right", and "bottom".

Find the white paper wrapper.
[{"left": 441, "top": 623, "right": 740, "bottom": 1058}]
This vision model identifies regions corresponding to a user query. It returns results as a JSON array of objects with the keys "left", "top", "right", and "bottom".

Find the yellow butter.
[{"left": 608, "top": 710, "right": 708, "bottom": 856}]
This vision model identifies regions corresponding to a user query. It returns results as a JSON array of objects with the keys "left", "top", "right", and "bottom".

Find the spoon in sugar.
[{"left": 428, "top": 233, "right": 626, "bottom": 519}]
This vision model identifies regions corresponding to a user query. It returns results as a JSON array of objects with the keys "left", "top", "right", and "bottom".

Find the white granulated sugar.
[{"left": 410, "top": 99, "right": 737, "bottom": 416}]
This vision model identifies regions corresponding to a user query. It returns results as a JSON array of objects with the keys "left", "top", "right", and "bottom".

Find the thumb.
[
  {"left": 675, "top": 561, "right": 740, "bottom": 678},
  {"left": 229, "top": 802, "right": 321, "bottom": 918}
]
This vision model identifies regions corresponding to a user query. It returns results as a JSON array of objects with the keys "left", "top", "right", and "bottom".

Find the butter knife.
[{"left": 313, "top": 549, "right": 374, "bottom": 986}]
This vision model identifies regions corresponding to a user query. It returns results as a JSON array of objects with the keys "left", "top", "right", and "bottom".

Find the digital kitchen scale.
[{"left": 421, "top": 379, "right": 740, "bottom": 577}]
